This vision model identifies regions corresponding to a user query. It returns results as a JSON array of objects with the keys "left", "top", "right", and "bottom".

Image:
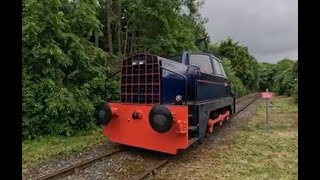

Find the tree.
[
  {"left": 216, "top": 37, "right": 260, "bottom": 92},
  {"left": 97, "top": 0, "right": 209, "bottom": 56},
  {"left": 22, "top": 0, "right": 117, "bottom": 138},
  {"left": 258, "top": 62, "right": 276, "bottom": 91},
  {"left": 273, "top": 59, "right": 296, "bottom": 95}
]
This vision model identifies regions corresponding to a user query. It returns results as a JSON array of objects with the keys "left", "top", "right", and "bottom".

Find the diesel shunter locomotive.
[{"left": 97, "top": 52, "right": 235, "bottom": 154}]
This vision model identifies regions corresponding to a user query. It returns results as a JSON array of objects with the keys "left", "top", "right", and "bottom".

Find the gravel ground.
[
  {"left": 59, "top": 148, "right": 170, "bottom": 180},
  {"left": 23, "top": 95, "right": 260, "bottom": 180},
  {"left": 23, "top": 142, "right": 121, "bottom": 180},
  {"left": 146, "top": 98, "right": 262, "bottom": 180}
]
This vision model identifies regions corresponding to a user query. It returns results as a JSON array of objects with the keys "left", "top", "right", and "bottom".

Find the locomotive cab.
[{"left": 97, "top": 52, "right": 235, "bottom": 154}]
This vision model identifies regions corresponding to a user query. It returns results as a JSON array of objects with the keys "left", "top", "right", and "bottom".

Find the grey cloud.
[{"left": 201, "top": 0, "right": 298, "bottom": 63}]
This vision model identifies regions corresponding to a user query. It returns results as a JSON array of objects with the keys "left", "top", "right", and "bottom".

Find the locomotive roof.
[{"left": 166, "top": 52, "right": 223, "bottom": 63}]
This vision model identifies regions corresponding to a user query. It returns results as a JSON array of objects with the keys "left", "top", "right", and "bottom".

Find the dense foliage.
[
  {"left": 259, "top": 59, "right": 298, "bottom": 102},
  {"left": 98, "top": 0, "right": 210, "bottom": 57},
  {"left": 22, "top": 0, "right": 297, "bottom": 139},
  {"left": 22, "top": 0, "right": 118, "bottom": 138}
]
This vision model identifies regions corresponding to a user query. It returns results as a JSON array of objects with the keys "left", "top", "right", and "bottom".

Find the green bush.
[
  {"left": 259, "top": 59, "right": 298, "bottom": 103},
  {"left": 272, "top": 59, "right": 297, "bottom": 96},
  {"left": 22, "top": 0, "right": 119, "bottom": 139}
]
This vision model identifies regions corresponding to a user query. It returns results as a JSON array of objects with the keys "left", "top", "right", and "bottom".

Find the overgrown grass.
[
  {"left": 208, "top": 96, "right": 298, "bottom": 179},
  {"left": 22, "top": 128, "right": 107, "bottom": 170}
]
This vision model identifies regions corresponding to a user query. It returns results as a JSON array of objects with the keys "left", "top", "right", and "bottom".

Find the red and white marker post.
[{"left": 261, "top": 89, "right": 273, "bottom": 131}]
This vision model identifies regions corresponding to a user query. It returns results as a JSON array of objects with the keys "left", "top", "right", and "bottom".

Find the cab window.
[
  {"left": 213, "top": 58, "right": 223, "bottom": 76},
  {"left": 189, "top": 54, "right": 213, "bottom": 74},
  {"left": 219, "top": 61, "right": 227, "bottom": 77}
]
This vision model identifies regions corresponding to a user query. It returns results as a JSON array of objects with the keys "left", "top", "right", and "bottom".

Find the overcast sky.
[{"left": 200, "top": 0, "right": 298, "bottom": 63}]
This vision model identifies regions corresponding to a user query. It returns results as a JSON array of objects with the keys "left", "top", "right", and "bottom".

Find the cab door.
[
  {"left": 189, "top": 53, "right": 226, "bottom": 101},
  {"left": 211, "top": 57, "right": 230, "bottom": 97}
]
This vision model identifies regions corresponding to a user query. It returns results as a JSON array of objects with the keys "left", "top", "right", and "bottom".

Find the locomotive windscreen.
[{"left": 120, "top": 54, "right": 161, "bottom": 104}]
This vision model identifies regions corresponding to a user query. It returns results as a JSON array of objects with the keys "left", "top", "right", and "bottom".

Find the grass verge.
[
  {"left": 22, "top": 128, "right": 107, "bottom": 170},
  {"left": 208, "top": 96, "right": 298, "bottom": 179}
]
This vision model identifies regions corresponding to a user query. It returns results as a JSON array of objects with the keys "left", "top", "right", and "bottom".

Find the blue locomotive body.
[
  {"left": 160, "top": 52, "right": 232, "bottom": 103},
  {"left": 98, "top": 52, "right": 235, "bottom": 154},
  {"left": 159, "top": 52, "right": 235, "bottom": 138}
]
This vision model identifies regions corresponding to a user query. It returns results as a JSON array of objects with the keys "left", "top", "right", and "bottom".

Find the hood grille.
[{"left": 120, "top": 54, "right": 161, "bottom": 104}]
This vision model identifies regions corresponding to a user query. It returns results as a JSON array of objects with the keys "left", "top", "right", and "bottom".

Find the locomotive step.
[
  {"left": 188, "top": 126, "right": 198, "bottom": 132},
  {"left": 188, "top": 137, "right": 199, "bottom": 146}
]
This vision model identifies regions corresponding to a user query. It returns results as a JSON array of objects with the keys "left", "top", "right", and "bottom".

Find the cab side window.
[
  {"left": 219, "top": 61, "right": 227, "bottom": 77},
  {"left": 189, "top": 54, "right": 213, "bottom": 74},
  {"left": 213, "top": 58, "right": 223, "bottom": 76}
]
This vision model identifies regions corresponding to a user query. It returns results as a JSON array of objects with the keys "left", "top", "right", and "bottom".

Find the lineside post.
[
  {"left": 266, "top": 89, "right": 269, "bottom": 131},
  {"left": 261, "top": 89, "right": 273, "bottom": 132}
]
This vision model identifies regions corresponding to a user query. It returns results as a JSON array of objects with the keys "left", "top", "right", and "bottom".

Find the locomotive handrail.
[{"left": 160, "top": 67, "right": 188, "bottom": 105}]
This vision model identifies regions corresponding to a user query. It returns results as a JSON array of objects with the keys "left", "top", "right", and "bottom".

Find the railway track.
[
  {"left": 235, "top": 92, "right": 260, "bottom": 104},
  {"left": 35, "top": 149, "right": 124, "bottom": 180},
  {"left": 33, "top": 93, "right": 261, "bottom": 180}
]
